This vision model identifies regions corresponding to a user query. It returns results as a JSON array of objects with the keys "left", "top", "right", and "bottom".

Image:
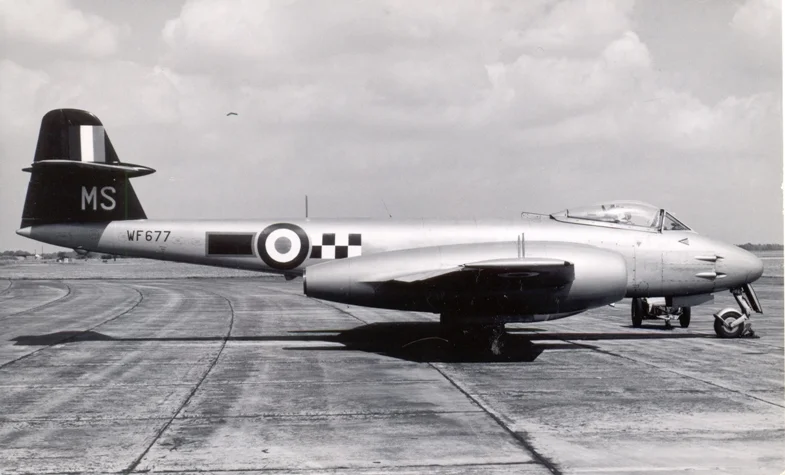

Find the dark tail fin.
[{"left": 20, "top": 109, "right": 155, "bottom": 228}]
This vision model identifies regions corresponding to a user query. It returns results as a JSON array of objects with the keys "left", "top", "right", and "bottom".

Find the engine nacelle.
[{"left": 304, "top": 241, "right": 628, "bottom": 318}]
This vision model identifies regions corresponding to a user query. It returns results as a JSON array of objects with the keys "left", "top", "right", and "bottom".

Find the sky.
[{"left": 0, "top": 0, "right": 782, "bottom": 252}]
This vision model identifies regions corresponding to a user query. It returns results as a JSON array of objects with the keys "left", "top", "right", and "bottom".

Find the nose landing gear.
[{"left": 713, "top": 286, "right": 761, "bottom": 338}]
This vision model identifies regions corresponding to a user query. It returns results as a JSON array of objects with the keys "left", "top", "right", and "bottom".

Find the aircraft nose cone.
[
  {"left": 748, "top": 252, "right": 764, "bottom": 282},
  {"left": 721, "top": 246, "right": 763, "bottom": 285}
]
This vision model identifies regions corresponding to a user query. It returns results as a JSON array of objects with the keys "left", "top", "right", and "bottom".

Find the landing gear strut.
[
  {"left": 713, "top": 287, "right": 759, "bottom": 338},
  {"left": 631, "top": 297, "right": 690, "bottom": 329}
]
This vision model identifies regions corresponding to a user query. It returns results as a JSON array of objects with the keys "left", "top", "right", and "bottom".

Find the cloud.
[
  {"left": 162, "top": 0, "right": 274, "bottom": 62},
  {"left": 514, "top": 89, "right": 780, "bottom": 154},
  {"left": 730, "top": 0, "right": 782, "bottom": 73},
  {"left": 0, "top": 0, "right": 125, "bottom": 57},
  {"left": 731, "top": 0, "right": 781, "bottom": 42},
  {"left": 157, "top": 0, "right": 777, "bottom": 155},
  {"left": 0, "top": 60, "right": 50, "bottom": 129},
  {"left": 0, "top": 59, "right": 183, "bottom": 132},
  {"left": 482, "top": 31, "right": 653, "bottom": 123},
  {"left": 628, "top": 91, "right": 781, "bottom": 153},
  {"left": 505, "top": 0, "right": 635, "bottom": 55}
]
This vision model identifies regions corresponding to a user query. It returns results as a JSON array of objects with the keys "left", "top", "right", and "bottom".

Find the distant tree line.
[
  {"left": 1, "top": 250, "right": 33, "bottom": 257},
  {"left": 736, "top": 243, "right": 784, "bottom": 251},
  {"left": 0, "top": 250, "right": 133, "bottom": 260},
  {"left": 1, "top": 250, "right": 77, "bottom": 259}
]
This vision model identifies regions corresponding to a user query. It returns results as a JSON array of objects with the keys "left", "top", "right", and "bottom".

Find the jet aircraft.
[{"left": 16, "top": 109, "right": 764, "bottom": 351}]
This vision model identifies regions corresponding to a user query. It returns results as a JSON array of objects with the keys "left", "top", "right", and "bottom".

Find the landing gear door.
[{"left": 743, "top": 284, "right": 763, "bottom": 313}]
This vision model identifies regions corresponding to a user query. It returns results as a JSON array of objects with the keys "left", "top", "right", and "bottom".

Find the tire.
[
  {"left": 631, "top": 298, "right": 644, "bottom": 328},
  {"left": 679, "top": 307, "right": 691, "bottom": 328},
  {"left": 714, "top": 310, "right": 744, "bottom": 338}
]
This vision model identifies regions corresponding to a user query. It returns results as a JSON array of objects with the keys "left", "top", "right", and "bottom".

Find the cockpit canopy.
[{"left": 550, "top": 201, "right": 691, "bottom": 232}]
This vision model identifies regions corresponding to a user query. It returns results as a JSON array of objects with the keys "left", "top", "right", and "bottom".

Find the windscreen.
[{"left": 661, "top": 213, "right": 690, "bottom": 231}]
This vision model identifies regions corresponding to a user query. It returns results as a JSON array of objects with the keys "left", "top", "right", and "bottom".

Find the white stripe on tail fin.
[
  {"left": 79, "top": 125, "right": 106, "bottom": 163},
  {"left": 79, "top": 126, "right": 94, "bottom": 162}
]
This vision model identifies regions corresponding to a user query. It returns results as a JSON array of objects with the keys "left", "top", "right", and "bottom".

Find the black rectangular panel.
[{"left": 207, "top": 233, "right": 254, "bottom": 256}]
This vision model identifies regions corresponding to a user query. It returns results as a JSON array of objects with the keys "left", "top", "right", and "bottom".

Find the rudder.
[{"left": 20, "top": 109, "right": 155, "bottom": 228}]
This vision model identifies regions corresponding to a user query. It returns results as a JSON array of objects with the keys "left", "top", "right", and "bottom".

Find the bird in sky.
[{"left": 226, "top": 112, "right": 238, "bottom": 116}]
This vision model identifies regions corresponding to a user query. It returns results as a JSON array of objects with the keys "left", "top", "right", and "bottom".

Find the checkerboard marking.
[{"left": 311, "top": 233, "right": 362, "bottom": 259}]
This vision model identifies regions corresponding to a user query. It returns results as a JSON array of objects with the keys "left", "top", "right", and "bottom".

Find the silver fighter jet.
[{"left": 16, "top": 109, "right": 764, "bottom": 350}]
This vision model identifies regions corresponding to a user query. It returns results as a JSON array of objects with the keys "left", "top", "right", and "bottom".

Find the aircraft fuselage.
[{"left": 18, "top": 216, "right": 759, "bottom": 300}]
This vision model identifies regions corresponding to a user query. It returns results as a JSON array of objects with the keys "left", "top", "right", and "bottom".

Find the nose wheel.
[
  {"left": 713, "top": 310, "right": 746, "bottom": 338},
  {"left": 713, "top": 287, "right": 759, "bottom": 338}
]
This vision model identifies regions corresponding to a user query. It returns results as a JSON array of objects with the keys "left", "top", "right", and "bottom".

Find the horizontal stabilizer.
[{"left": 23, "top": 159, "right": 155, "bottom": 177}]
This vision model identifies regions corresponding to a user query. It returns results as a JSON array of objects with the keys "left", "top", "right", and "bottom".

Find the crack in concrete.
[
  {"left": 122, "top": 286, "right": 236, "bottom": 474},
  {"left": 0, "top": 279, "right": 13, "bottom": 296},
  {"left": 0, "top": 280, "right": 73, "bottom": 321},
  {"left": 0, "top": 282, "right": 144, "bottom": 371},
  {"left": 428, "top": 363, "right": 563, "bottom": 475}
]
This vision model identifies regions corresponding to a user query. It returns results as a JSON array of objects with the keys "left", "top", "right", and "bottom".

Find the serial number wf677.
[{"left": 127, "top": 230, "right": 170, "bottom": 242}]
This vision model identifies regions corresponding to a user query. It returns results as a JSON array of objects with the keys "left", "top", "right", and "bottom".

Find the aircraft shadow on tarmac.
[{"left": 11, "top": 322, "right": 710, "bottom": 363}]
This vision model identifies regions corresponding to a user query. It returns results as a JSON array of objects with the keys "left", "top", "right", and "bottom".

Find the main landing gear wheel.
[
  {"left": 714, "top": 310, "right": 745, "bottom": 338},
  {"left": 461, "top": 325, "right": 507, "bottom": 356},
  {"left": 631, "top": 298, "right": 644, "bottom": 328},
  {"left": 679, "top": 307, "right": 691, "bottom": 328},
  {"left": 439, "top": 314, "right": 507, "bottom": 356}
]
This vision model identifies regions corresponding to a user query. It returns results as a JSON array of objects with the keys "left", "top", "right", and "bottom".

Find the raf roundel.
[{"left": 257, "top": 223, "right": 310, "bottom": 270}]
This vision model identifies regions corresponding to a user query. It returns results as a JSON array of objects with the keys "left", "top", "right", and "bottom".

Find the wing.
[
  {"left": 303, "top": 241, "right": 628, "bottom": 316},
  {"left": 388, "top": 257, "right": 574, "bottom": 290}
]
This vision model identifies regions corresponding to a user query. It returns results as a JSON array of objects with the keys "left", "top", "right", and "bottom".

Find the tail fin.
[{"left": 20, "top": 109, "right": 155, "bottom": 228}]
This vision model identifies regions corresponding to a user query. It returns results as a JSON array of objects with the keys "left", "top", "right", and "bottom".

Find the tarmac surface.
[{"left": 0, "top": 265, "right": 782, "bottom": 474}]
